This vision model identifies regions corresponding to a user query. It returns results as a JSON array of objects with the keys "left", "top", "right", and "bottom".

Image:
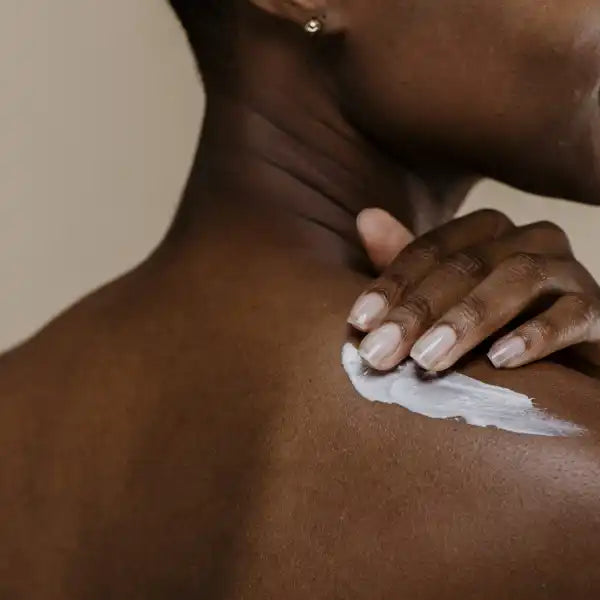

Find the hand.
[{"left": 349, "top": 208, "right": 600, "bottom": 372}]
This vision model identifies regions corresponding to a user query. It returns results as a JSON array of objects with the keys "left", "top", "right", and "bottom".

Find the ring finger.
[
  {"left": 358, "top": 223, "right": 572, "bottom": 370},
  {"left": 409, "top": 254, "right": 592, "bottom": 371}
]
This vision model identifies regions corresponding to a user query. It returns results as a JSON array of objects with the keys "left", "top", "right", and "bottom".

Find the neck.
[{"left": 170, "top": 34, "right": 465, "bottom": 269}]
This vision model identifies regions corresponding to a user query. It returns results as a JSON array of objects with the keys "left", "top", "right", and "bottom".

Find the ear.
[{"left": 248, "top": 0, "right": 345, "bottom": 33}]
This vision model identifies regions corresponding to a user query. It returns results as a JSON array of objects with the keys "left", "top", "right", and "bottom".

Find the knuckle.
[
  {"left": 552, "top": 293, "right": 600, "bottom": 343},
  {"left": 521, "top": 220, "right": 571, "bottom": 252},
  {"left": 504, "top": 252, "right": 546, "bottom": 284},
  {"left": 523, "top": 294, "right": 600, "bottom": 347},
  {"left": 588, "top": 293, "right": 600, "bottom": 316},
  {"left": 455, "top": 294, "right": 488, "bottom": 331},
  {"left": 569, "top": 260, "right": 596, "bottom": 290},
  {"left": 403, "top": 238, "right": 444, "bottom": 268},
  {"left": 442, "top": 251, "right": 488, "bottom": 279},
  {"left": 399, "top": 294, "right": 434, "bottom": 326},
  {"left": 387, "top": 307, "right": 421, "bottom": 333},
  {"left": 369, "top": 268, "right": 411, "bottom": 304},
  {"left": 563, "top": 293, "right": 597, "bottom": 324},
  {"left": 383, "top": 270, "right": 410, "bottom": 296},
  {"left": 409, "top": 241, "right": 443, "bottom": 265},
  {"left": 474, "top": 208, "right": 514, "bottom": 236},
  {"left": 565, "top": 292, "right": 590, "bottom": 310},
  {"left": 527, "top": 315, "right": 559, "bottom": 343},
  {"left": 532, "top": 220, "right": 568, "bottom": 239}
]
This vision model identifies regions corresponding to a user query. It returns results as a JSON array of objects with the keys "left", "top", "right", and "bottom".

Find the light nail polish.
[
  {"left": 488, "top": 336, "right": 526, "bottom": 368},
  {"left": 359, "top": 323, "right": 403, "bottom": 368},
  {"left": 348, "top": 293, "right": 387, "bottom": 330},
  {"left": 410, "top": 325, "right": 457, "bottom": 370}
]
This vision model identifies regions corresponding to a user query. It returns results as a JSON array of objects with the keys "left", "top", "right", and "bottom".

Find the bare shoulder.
[
  {"left": 1, "top": 237, "right": 600, "bottom": 598},
  {"left": 192, "top": 240, "right": 600, "bottom": 598},
  {"left": 0, "top": 235, "right": 368, "bottom": 597}
]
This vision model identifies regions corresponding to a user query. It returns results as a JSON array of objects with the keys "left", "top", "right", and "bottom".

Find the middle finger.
[{"left": 359, "top": 222, "right": 572, "bottom": 370}]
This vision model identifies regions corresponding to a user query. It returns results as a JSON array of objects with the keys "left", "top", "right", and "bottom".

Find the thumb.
[{"left": 357, "top": 208, "right": 414, "bottom": 272}]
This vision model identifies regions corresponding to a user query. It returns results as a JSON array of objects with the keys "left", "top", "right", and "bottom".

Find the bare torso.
[{"left": 1, "top": 206, "right": 600, "bottom": 599}]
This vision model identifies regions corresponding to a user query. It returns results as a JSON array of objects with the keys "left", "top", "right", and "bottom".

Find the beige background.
[{"left": 1, "top": 0, "right": 599, "bottom": 351}]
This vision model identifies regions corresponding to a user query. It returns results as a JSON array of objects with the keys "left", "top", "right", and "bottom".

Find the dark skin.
[
  {"left": 3, "top": 0, "right": 600, "bottom": 597},
  {"left": 350, "top": 209, "right": 600, "bottom": 372}
]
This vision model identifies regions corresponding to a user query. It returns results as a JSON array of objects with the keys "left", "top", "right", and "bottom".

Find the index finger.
[{"left": 348, "top": 209, "right": 514, "bottom": 331}]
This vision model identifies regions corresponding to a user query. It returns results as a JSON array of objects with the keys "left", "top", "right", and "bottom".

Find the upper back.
[{"left": 1, "top": 227, "right": 600, "bottom": 599}]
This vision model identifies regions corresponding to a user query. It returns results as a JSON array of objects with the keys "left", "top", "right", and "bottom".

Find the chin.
[
  {"left": 529, "top": 125, "right": 600, "bottom": 206},
  {"left": 473, "top": 101, "right": 600, "bottom": 206}
]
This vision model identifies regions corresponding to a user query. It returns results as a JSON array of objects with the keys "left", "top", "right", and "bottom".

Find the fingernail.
[
  {"left": 410, "top": 325, "right": 457, "bottom": 370},
  {"left": 488, "top": 336, "right": 526, "bottom": 368},
  {"left": 359, "top": 323, "right": 403, "bottom": 368},
  {"left": 348, "top": 293, "right": 387, "bottom": 330}
]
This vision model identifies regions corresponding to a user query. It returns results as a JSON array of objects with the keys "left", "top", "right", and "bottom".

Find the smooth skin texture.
[
  {"left": 351, "top": 209, "right": 600, "bottom": 372},
  {"left": 4, "top": 203, "right": 600, "bottom": 599},
  {"left": 274, "top": 0, "right": 600, "bottom": 204},
  {"left": 3, "top": 0, "right": 600, "bottom": 597}
]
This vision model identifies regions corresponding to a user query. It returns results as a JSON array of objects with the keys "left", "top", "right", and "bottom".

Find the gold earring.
[{"left": 304, "top": 17, "right": 323, "bottom": 35}]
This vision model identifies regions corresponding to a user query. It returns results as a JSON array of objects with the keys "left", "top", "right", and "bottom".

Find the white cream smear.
[{"left": 342, "top": 344, "right": 583, "bottom": 437}]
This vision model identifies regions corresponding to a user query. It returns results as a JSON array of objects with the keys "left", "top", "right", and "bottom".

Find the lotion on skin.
[{"left": 342, "top": 343, "right": 583, "bottom": 437}]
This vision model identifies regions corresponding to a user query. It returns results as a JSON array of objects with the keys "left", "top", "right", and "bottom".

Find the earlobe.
[{"left": 248, "top": 0, "right": 344, "bottom": 34}]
